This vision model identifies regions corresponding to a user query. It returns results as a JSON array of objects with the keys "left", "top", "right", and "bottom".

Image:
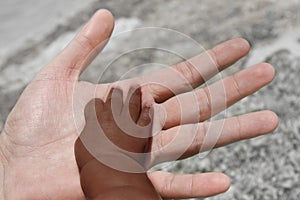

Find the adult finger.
[
  {"left": 148, "top": 171, "right": 230, "bottom": 199},
  {"left": 161, "top": 63, "right": 275, "bottom": 129},
  {"left": 40, "top": 9, "right": 114, "bottom": 80},
  {"left": 150, "top": 111, "right": 278, "bottom": 164},
  {"left": 142, "top": 38, "right": 250, "bottom": 102}
]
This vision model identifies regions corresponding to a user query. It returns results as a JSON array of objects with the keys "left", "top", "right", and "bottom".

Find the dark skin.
[
  {"left": 75, "top": 87, "right": 161, "bottom": 199},
  {"left": 0, "top": 9, "right": 278, "bottom": 199},
  {"left": 75, "top": 88, "right": 160, "bottom": 199}
]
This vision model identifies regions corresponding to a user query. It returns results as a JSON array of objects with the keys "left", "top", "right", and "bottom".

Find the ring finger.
[{"left": 161, "top": 63, "right": 275, "bottom": 129}]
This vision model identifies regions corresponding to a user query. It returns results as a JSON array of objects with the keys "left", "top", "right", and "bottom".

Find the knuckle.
[
  {"left": 209, "top": 48, "right": 220, "bottom": 69},
  {"left": 75, "top": 34, "right": 95, "bottom": 52},
  {"left": 232, "top": 74, "right": 243, "bottom": 98},
  {"left": 174, "top": 60, "right": 199, "bottom": 87},
  {"left": 235, "top": 116, "right": 242, "bottom": 140},
  {"left": 199, "top": 87, "right": 212, "bottom": 118}
]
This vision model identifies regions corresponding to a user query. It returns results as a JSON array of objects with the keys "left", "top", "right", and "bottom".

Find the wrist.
[{"left": 80, "top": 159, "right": 160, "bottom": 199}]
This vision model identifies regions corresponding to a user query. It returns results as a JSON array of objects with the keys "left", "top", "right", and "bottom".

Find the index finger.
[{"left": 142, "top": 38, "right": 250, "bottom": 102}]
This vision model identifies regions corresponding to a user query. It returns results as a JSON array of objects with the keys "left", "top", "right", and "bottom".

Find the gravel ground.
[{"left": 0, "top": 0, "right": 300, "bottom": 199}]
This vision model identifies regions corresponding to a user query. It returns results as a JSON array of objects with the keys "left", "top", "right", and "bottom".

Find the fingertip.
[
  {"left": 257, "top": 62, "right": 275, "bottom": 81},
  {"left": 212, "top": 38, "right": 251, "bottom": 69},
  {"left": 209, "top": 172, "right": 231, "bottom": 194},
  {"left": 234, "top": 38, "right": 251, "bottom": 54},
  {"left": 95, "top": 9, "right": 114, "bottom": 18},
  {"left": 261, "top": 110, "right": 279, "bottom": 132},
  {"left": 250, "top": 110, "right": 279, "bottom": 134},
  {"left": 94, "top": 9, "right": 115, "bottom": 29},
  {"left": 217, "top": 173, "right": 231, "bottom": 193},
  {"left": 246, "top": 62, "right": 275, "bottom": 86},
  {"left": 85, "top": 9, "right": 115, "bottom": 40}
]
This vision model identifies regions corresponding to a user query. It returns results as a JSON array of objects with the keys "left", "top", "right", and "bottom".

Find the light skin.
[{"left": 0, "top": 9, "right": 278, "bottom": 199}]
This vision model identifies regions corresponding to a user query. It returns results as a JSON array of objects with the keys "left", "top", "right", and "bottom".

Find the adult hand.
[{"left": 0, "top": 9, "right": 278, "bottom": 200}]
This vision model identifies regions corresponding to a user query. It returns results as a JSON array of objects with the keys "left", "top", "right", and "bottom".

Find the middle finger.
[{"left": 161, "top": 63, "right": 275, "bottom": 129}]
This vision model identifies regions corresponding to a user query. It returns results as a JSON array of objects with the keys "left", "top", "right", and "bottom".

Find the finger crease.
[
  {"left": 202, "top": 88, "right": 212, "bottom": 118},
  {"left": 175, "top": 61, "right": 198, "bottom": 88},
  {"left": 232, "top": 73, "right": 243, "bottom": 99},
  {"left": 209, "top": 48, "right": 221, "bottom": 70},
  {"left": 188, "top": 175, "right": 195, "bottom": 195},
  {"left": 194, "top": 123, "right": 207, "bottom": 152},
  {"left": 165, "top": 174, "right": 175, "bottom": 196},
  {"left": 76, "top": 34, "right": 96, "bottom": 51},
  {"left": 235, "top": 116, "right": 242, "bottom": 141}
]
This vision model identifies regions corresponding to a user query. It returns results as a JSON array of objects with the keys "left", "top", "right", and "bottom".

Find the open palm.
[{"left": 0, "top": 10, "right": 278, "bottom": 199}]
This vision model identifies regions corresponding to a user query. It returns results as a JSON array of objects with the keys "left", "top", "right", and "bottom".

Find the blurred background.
[{"left": 0, "top": 0, "right": 300, "bottom": 199}]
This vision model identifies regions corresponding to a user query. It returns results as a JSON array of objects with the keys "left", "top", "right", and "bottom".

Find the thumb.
[{"left": 40, "top": 9, "right": 114, "bottom": 80}]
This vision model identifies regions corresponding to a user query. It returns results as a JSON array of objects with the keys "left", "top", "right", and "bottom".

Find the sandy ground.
[{"left": 0, "top": 0, "right": 300, "bottom": 199}]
